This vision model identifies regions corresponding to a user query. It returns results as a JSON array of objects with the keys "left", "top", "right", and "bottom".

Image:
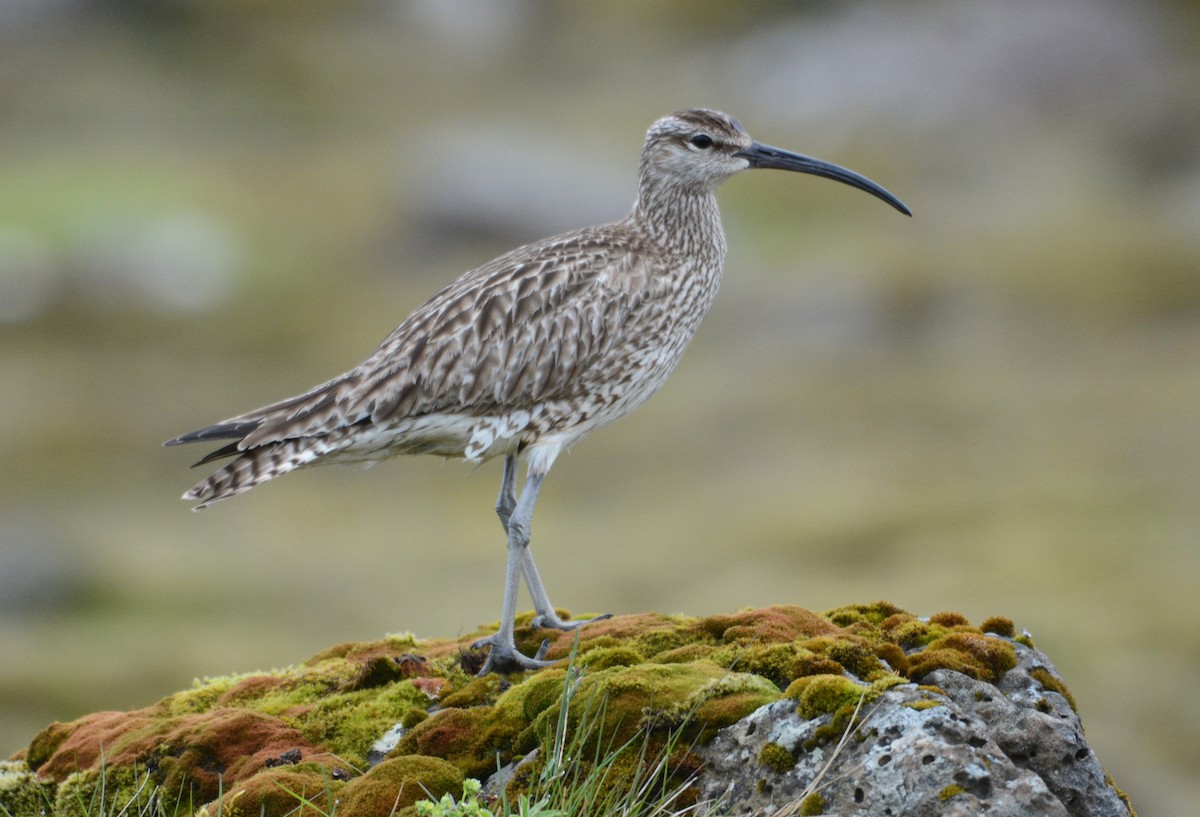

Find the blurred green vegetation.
[{"left": 1, "top": 2, "right": 1197, "bottom": 815}]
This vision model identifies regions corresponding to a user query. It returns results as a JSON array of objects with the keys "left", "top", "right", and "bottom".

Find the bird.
[{"left": 166, "top": 109, "right": 910, "bottom": 674}]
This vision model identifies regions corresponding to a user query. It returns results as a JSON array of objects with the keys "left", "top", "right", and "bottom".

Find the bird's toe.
[{"left": 476, "top": 638, "right": 553, "bottom": 676}]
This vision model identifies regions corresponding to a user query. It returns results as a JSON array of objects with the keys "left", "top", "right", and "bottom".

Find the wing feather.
[{"left": 176, "top": 223, "right": 665, "bottom": 455}]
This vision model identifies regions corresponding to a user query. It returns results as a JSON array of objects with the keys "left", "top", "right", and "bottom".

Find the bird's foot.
[
  {"left": 472, "top": 634, "right": 554, "bottom": 676},
  {"left": 531, "top": 610, "right": 613, "bottom": 631}
]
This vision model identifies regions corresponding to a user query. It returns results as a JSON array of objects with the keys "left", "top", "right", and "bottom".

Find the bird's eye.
[{"left": 689, "top": 134, "right": 713, "bottom": 149}]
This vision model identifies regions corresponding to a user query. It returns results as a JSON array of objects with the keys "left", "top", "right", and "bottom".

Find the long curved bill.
[{"left": 734, "top": 142, "right": 912, "bottom": 216}]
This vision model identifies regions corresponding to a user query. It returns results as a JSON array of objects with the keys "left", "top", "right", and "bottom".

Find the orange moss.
[
  {"left": 537, "top": 611, "right": 704, "bottom": 659},
  {"left": 651, "top": 644, "right": 721, "bottom": 664},
  {"left": 34, "top": 707, "right": 322, "bottom": 806},
  {"left": 871, "top": 641, "right": 909, "bottom": 675},
  {"left": 908, "top": 633, "right": 1017, "bottom": 684},
  {"left": 698, "top": 605, "right": 842, "bottom": 644},
  {"left": 981, "top": 616, "right": 1017, "bottom": 638},
  {"left": 879, "top": 612, "right": 918, "bottom": 631},
  {"left": 30, "top": 711, "right": 158, "bottom": 778},
  {"left": 929, "top": 611, "right": 970, "bottom": 628}
]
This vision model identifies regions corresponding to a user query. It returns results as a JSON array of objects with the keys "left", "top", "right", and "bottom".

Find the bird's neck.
[{"left": 631, "top": 178, "right": 727, "bottom": 266}]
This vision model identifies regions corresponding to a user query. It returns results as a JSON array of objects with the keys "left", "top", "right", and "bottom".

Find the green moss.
[
  {"left": 25, "top": 721, "right": 73, "bottom": 771},
  {"left": 1105, "top": 770, "right": 1137, "bottom": 817},
  {"left": 392, "top": 707, "right": 499, "bottom": 779},
  {"left": 1030, "top": 667, "right": 1079, "bottom": 713},
  {"left": 889, "top": 619, "right": 950, "bottom": 650},
  {"left": 0, "top": 760, "right": 54, "bottom": 816},
  {"left": 826, "top": 638, "right": 887, "bottom": 681},
  {"left": 53, "top": 766, "right": 157, "bottom": 817},
  {"left": 785, "top": 674, "right": 866, "bottom": 719},
  {"left": 563, "top": 662, "right": 728, "bottom": 746},
  {"left": 402, "top": 707, "right": 430, "bottom": 729},
  {"left": 758, "top": 742, "right": 795, "bottom": 773},
  {"left": 297, "top": 681, "right": 431, "bottom": 768},
  {"left": 205, "top": 763, "right": 345, "bottom": 817},
  {"left": 384, "top": 632, "right": 421, "bottom": 650},
  {"left": 579, "top": 645, "right": 645, "bottom": 670},
  {"left": 717, "top": 641, "right": 847, "bottom": 685},
  {"left": 799, "top": 791, "right": 826, "bottom": 815},
  {"left": 163, "top": 674, "right": 241, "bottom": 715},
  {"left": 679, "top": 673, "right": 782, "bottom": 741},
  {"left": 797, "top": 636, "right": 881, "bottom": 680},
  {"left": 939, "top": 783, "right": 965, "bottom": 801},
  {"left": 903, "top": 699, "right": 943, "bottom": 711},
  {"left": 825, "top": 601, "right": 906, "bottom": 627},
  {"left": 52, "top": 771, "right": 98, "bottom": 817},
  {"left": 440, "top": 674, "right": 505, "bottom": 708},
  {"left": 338, "top": 756, "right": 463, "bottom": 817}
]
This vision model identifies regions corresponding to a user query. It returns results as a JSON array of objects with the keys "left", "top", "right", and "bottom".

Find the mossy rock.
[{"left": 19, "top": 603, "right": 1044, "bottom": 816}]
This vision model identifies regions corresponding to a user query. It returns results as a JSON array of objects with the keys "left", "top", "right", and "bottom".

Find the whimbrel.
[{"left": 167, "top": 109, "right": 910, "bottom": 673}]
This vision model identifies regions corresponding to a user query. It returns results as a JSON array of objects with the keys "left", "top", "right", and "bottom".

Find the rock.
[
  {"left": 5, "top": 604, "right": 1134, "bottom": 817},
  {"left": 928, "top": 639, "right": 1130, "bottom": 817},
  {"left": 696, "top": 639, "right": 1130, "bottom": 817}
]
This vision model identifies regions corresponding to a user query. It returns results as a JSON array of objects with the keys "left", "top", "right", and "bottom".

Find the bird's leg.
[
  {"left": 518, "top": 545, "right": 612, "bottom": 631},
  {"left": 495, "top": 453, "right": 518, "bottom": 533},
  {"left": 474, "top": 467, "right": 554, "bottom": 674},
  {"left": 496, "top": 452, "right": 608, "bottom": 631}
]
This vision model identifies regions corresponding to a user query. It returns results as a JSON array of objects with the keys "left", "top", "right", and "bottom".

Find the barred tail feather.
[{"left": 184, "top": 439, "right": 323, "bottom": 510}]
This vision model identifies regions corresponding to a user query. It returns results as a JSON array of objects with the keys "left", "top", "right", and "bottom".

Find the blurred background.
[{"left": 1, "top": 0, "right": 1197, "bottom": 812}]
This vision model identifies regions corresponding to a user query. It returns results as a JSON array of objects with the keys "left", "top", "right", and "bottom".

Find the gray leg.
[
  {"left": 475, "top": 467, "right": 554, "bottom": 674},
  {"left": 475, "top": 451, "right": 611, "bottom": 674},
  {"left": 519, "top": 546, "right": 611, "bottom": 631},
  {"left": 495, "top": 453, "right": 518, "bottom": 531},
  {"left": 496, "top": 452, "right": 608, "bottom": 631}
]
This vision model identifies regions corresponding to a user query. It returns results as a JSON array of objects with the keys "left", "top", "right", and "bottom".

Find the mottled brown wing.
[{"left": 224, "top": 225, "right": 661, "bottom": 450}]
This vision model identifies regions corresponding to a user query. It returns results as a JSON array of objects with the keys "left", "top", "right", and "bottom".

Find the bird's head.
[{"left": 641, "top": 108, "right": 911, "bottom": 216}]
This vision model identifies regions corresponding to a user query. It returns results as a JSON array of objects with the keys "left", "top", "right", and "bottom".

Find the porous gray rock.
[
  {"left": 927, "top": 641, "right": 1130, "bottom": 817},
  {"left": 697, "top": 640, "right": 1131, "bottom": 817}
]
